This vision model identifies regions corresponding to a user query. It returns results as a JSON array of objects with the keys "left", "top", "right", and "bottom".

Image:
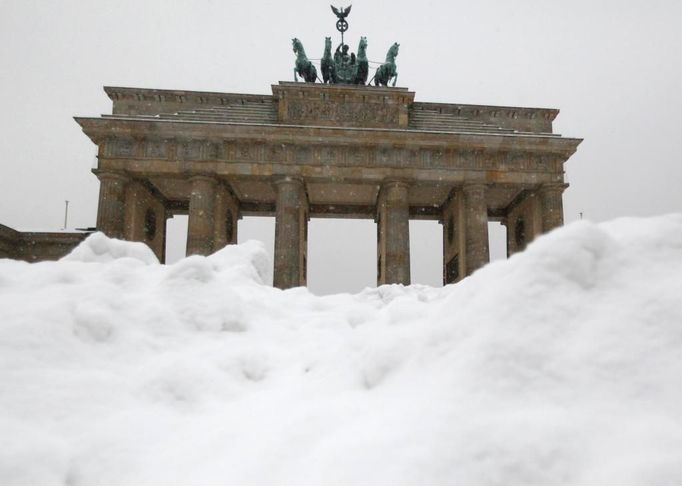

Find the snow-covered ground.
[{"left": 1, "top": 215, "right": 682, "bottom": 486}]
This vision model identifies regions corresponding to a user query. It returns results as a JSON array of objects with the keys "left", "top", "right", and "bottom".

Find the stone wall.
[
  {"left": 411, "top": 102, "right": 558, "bottom": 134},
  {"left": 105, "top": 86, "right": 274, "bottom": 117},
  {"left": 0, "top": 224, "right": 20, "bottom": 259},
  {"left": 0, "top": 224, "right": 90, "bottom": 262}
]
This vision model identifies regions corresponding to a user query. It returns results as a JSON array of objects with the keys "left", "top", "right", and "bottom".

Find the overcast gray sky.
[{"left": 1, "top": 0, "right": 681, "bottom": 294}]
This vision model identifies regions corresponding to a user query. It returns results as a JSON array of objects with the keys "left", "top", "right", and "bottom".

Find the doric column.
[
  {"left": 213, "top": 182, "right": 240, "bottom": 251},
  {"left": 463, "top": 183, "right": 489, "bottom": 276},
  {"left": 441, "top": 191, "right": 465, "bottom": 284},
  {"left": 539, "top": 183, "right": 566, "bottom": 233},
  {"left": 96, "top": 172, "right": 130, "bottom": 239},
  {"left": 186, "top": 175, "right": 217, "bottom": 256},
  {"left": 377, "top": 180, "right": 410, "bottom": 285},
  {"left": 273, "top": 177, "right": 308, "bottom": 289}
]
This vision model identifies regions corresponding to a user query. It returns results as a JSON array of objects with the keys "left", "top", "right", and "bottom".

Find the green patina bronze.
[
  {"left": 291, "top": 6, "right": 399, "bottom": 87},
  {"left": 373, "top": 42, "right": 399, "bottom": 87},
  {"left": 330, "top": 36, "right": 368, "bottom": 85},
  {"left": 331, "top": 5, "right": 352, "bottom": 44},
  {"left": 292, "top": 38, "right": 318, "bottom": 83},
  {"left": 321, "top": 37, "right": 337, "bottom": 84},
  {"left": 354, "top": 36, "right": 369, "bottom": 85}
]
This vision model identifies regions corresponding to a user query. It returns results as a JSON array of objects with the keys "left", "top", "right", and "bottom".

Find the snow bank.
[
  {"left": 1, "top": 216, "right": 682, "bottom": 486},
  {"left": 62, "top": 232, "right": 159, "bottom": 264}
]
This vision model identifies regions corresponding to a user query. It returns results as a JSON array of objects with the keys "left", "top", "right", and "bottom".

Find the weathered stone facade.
[{"left": 76, "top": 82, "right": 581, "bottom": 288}]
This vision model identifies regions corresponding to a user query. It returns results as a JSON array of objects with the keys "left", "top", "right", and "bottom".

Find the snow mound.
[
  {"left": 62, "top": 232, "right": 159, "bottom": 264},
  {"left": 1, "top": 215, "right": 682, "bottom": 486}
]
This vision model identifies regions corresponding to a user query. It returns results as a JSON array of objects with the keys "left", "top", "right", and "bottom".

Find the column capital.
[
  {"left": 274, "top": 176, "right": 305, "bottom": 187},
  {"left": 188, "top": 174, "right": 218, "bottom": 185},
  {"left": 462, "top": 182, "right": 488, "bottom": 193},
  {"left": 538, "top": 182, "right": 568, "bottom": 194},
  {"left": 96, "top": 171, "right": 130, "bottom": 183},
  {"left": 378, "top": 179, "right": 410, "bottom": 207},
  {"left": 273, "top": 177, "right": 309, "bottom": 209},
  {"left": 380, "top": 179, "right": 410, "bottom": 189}
]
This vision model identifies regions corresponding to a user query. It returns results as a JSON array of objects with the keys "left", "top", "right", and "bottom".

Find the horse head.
[
  {"left": 324, "top": 36, "right": 332, "bottom": 55},
  {"left": 355, "top": 36, "right": 368, "bottom": 61},
  {"left": 383, "top": 42, "right": 398, "bottom": 63},
  {"left": 292, "top": 38, "right": 302, "bottom": 54}
]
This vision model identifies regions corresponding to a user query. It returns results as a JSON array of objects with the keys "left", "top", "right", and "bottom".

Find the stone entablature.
[
  {"left": 77, "top": 82, "right": 582, "bottom": 288},
  {"left": 96, "top": 133, "right": 568, "bottom": 173}
]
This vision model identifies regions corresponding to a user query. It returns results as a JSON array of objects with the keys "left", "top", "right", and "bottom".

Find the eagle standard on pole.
[{"left": 331, "top": 4, "right": 352, "bottom": 45}]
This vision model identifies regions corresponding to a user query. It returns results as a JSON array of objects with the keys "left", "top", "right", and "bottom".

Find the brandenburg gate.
[
  {"left": 76, "top": 80, "right": 580, "bottom": 288},
  {"left": 75, "top": 8, "right": 580, "bottom": 289}
]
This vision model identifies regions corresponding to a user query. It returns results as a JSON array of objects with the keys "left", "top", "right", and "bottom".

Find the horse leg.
[
  {"left": 294, "top": 68, "right": 299, "bottom": 82},
  {"left": 392, "top": 72, "right": 398, "bottom": 87}
]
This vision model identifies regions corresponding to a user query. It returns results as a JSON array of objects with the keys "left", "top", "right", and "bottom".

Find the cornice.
[{"left": 74, "top": 116, "right": 582, "bottom": 157}]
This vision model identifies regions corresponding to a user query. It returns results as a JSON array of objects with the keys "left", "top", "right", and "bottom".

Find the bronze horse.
[
  {"left": 292, "top": 38, "right": 317, "bottom": 83},
  {"left": 374, "top": 42, "right": 399, "bottom": 87}
]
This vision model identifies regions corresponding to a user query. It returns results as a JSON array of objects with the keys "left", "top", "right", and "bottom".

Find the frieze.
[
  {"left": 266, "top": 144, "right": 287, "bottom": 164},
  {"left": 99, "top": 137, "right": 562, "bottom": 175},
  {"left": 237, "top": 144, "right": 255, "bottom": 161},
  {"left": 320, "top": 146, "right": 337, "bottom": 165},
  {"left": 203, "top": 142, "right": 223, "bottom": 160},
  {"left": 106, "top": 139, "right": 136, "bottom": 157},
  {"left": 377, "top": 147, "right": 392, "bottom": 165},
  {"left": 348, "top": 146, "right": 369, "bottom": 165},
  {"left": 145, "top": 140, "right": 168, "bottom": 159},
  {"left": 294, "top": 146, "right": 312, "bottom": 164},
  {"left": 177, "top": 140, "right": 201, "bottom": 160}
]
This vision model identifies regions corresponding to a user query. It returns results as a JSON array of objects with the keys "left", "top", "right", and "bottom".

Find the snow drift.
[{"left": 1, "top": 215, "right": 682, "bottom": 486}]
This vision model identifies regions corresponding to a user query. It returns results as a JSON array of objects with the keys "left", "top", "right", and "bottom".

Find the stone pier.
[
  {"left": 377, "top": 181, "right": 410, "bottom": 285},
  {"left": 186, "top": 175, "right": 218, "bottom": 256},
  {"left": 274, "top": 178, "right": 308, "bottom": 289},
  {"left": 463, "top": 183, "right": 490, "bottom": 276}
]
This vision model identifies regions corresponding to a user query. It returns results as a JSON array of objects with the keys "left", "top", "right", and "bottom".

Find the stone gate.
[{"left": 76, "top": 82, "right": 581, "bottom": 288}]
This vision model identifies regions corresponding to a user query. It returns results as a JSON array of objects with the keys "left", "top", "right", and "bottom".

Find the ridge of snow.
[{"left": 1, "top": 215, "right": 682, "bottom": 486}]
